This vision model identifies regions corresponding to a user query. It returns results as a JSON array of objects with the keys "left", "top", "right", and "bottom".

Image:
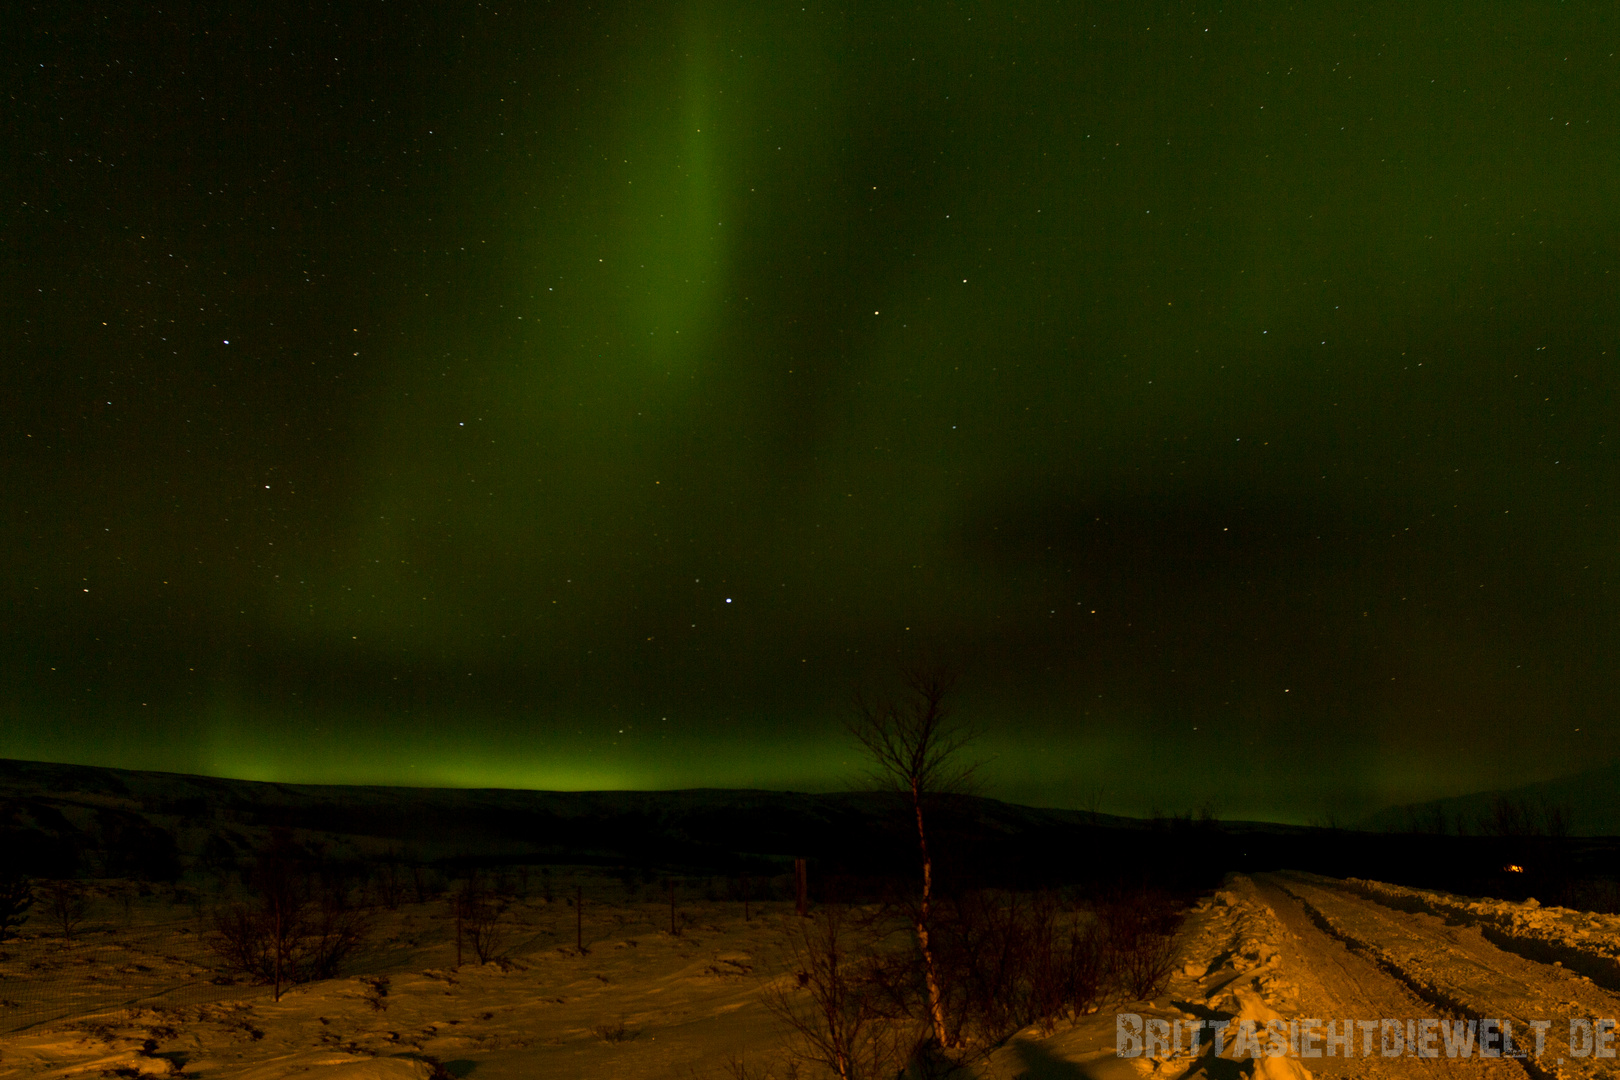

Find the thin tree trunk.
[
  {"left": 912, "top": 781, "right": 950, "bottom": 1048},
  {"left": 273, "top": 905, "right": 284, "bottom": 1002}
]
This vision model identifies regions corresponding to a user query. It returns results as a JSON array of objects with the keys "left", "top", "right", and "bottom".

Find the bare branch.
[{"left": 846, "top": 664, "right": 980, "bottom": 800}]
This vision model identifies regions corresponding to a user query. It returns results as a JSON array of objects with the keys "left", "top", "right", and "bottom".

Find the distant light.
[
  {"left": 1504, "top": 864, "right": 1525, "bottom": 873},
  {"left": 725, "top": 598, "right": 732, "bottom": 603},
  {"left": 223, "top": 340, "right": 229, "bottom": 344}
]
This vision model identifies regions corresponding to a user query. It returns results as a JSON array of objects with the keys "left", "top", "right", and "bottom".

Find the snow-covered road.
[
  {"left": 1248, "top": 874, "right": 1520, "bottom": 1079},
  {"left": 1265, "top": 873, "right": 1620, "bottom": 1080},
  {"left": 984, "top": 874, "right": 1620, "bottom": 1079}
]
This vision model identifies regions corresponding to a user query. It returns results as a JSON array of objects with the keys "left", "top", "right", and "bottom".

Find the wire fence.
[
  {"left": 0, "top": 871, "right": 798, "bottom": 1037},
  {"left": 0, "top": 906, "right": 262, "bottom": 1036}
]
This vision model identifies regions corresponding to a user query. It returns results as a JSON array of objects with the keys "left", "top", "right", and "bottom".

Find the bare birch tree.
[{"left": 846, "top": 664, "right": 977, "bottom": 1051}]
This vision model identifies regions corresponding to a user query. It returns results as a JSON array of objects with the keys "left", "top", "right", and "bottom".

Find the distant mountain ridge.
[
  {"left": 14, "top": 758, "right": 1620, "bottom": 898},
  {"left": 0, "top": 757, "right": 1152, "bottom": 881},
  {"left": 1362, "top": 759, "right": 1620, "bottom": 836}
]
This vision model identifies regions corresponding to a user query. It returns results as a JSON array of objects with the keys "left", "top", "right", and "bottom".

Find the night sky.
[{"left": 5, "top": 2, "right": 1617, "bottom": 821}]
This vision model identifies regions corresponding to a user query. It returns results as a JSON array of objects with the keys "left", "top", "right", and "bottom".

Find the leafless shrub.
[
  {"left": 209, "top": 896, "right": 369, "bottom": 999},
  {"left": 307, "top": 901, "right": 370, "bottom": 978},
  {"left": 1477, "top": 795, "right": 1573, "bottom": 840},
  {"left": 372, "top": 858, "right": 405, "bottom": 910},
  {"left": 1026, "top": 895, "right": 1103, "bottom": 1032},
  {"left": 40, "top": 880, "right": 89, "bottom": 944},
  {"left": 412, "top": 865, "right": 438, "bottom": 904},
  {"left": 1544, "top": 803, "right": 1572, "bottom": 839},
  {"left": 1064, "top": 912, "right": 1105, "bottom": 1013},
  {"left": 465, "top": 893, "right": 507, "bottom": 964},
  {"left": 362, "top": 975, "right": 390, "bottom": 1012},
  {"left": 0, "top": 869, "right": 33, "bottom": 948},
  {"left": 205, "top": 832, "right": 371, "bottom": 999},
  {"left": 592, "top": 1016, "right": 636, "bottom": 1042},
  {"left": 1405, "top": 802, "right": 1452, "bottom": 836},
  {"left": 418, "top": 1055, "right": 455, "bottom": 1080},
  {"left": 932, "top": 889, "right": 1031, "bottom": 1046},
  {"left": 720, "top": 1052, "right": 799, "bottom": 1079},
  {"left": 765, "top": 904, "right": 908, "bottom": 1080},
  {"left": 682, "top": 1053, "right": 800, "bottom": 1080},
  {"left": 1101, "top": 889, "right": 1183, "bottom": 1001},
  {"left": 453, "top": 874, "right": 508, "bottom": 964},
  {"left": 209, "top": 902, "right": 270, "bottom": 978},
  {"left": 926, "top": 889, "right": 1105, "bottom": 1047}
]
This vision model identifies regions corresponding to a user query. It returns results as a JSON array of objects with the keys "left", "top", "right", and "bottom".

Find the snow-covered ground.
[
  {"left": 0, "top": 875, "right": 792, "bottom": 1078},
  {"left": 1331, "top": 875, "right": 1620, "bottom": 990},
  {"left": 6, "top": 873, "right": 1620, "bottom": 1078}
]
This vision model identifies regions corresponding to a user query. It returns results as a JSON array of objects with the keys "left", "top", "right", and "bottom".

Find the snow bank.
[
  {"left": 1313, "top": 874, "right": 1620, "bottom": 992},
  {"left": 231, "top": 1054, "right": 434, "bottom": 1079}
]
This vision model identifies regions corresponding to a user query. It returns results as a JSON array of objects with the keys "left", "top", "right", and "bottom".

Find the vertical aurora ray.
[{"left": 614, "top": 3, "right": 727, "bottom": 366}]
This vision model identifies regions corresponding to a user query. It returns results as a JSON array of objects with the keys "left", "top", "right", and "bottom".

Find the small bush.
[
  {"left": 593, "top": 1017, "right": 636, "bottom": 1043},
  {"left": 927, "top": 889, "right": 1106, "bottom": 1046},
  {"left": 1100, "top": 889, "right": 1183, "bottom": 1001},
  {"left": 764, "top": 905, "right": 905, "bottom": 1080},
  {"left": 460, "top": 883, "right": 507, "bottom": 964},
  {"left": 419, "top": 1055, "right": 456, "bottom": 1080},
  {"left": 0, "top": 870, "right": 35, "bottom": 946},
  {"left": 40, "top": 881, "right": 90, "bottom": 944},
  {"left": 362, "top": 975, "right": 390, "bottom": 1012},
  {"left": 205, "top": 832, "right": 370, "bottom": 999}
]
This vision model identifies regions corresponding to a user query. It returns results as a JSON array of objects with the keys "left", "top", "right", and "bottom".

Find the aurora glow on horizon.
[{"left": 4, "top": 2, "right": 1618, "bottom": 823}]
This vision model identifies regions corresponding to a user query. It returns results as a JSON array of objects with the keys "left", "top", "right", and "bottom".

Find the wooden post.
[
  {"left": 794, "top": 858, "right": 808, "bottom": 916},
  {"left": 454, "top": 891, "right": 463, "bottom": 969},
  {"left": 272, "top": 905, "right": 284, "bottom": 1001},
  {"left": 575, "top": 885, "right": 583, "bottom": 952}
]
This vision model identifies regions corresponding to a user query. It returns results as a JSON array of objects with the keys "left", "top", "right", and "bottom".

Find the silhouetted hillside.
[
  {"left": 1362, "top": 759, "right": 1620, "bottom": 836},
  {"left": 7, "top": 758, "right": 1620, "bottom": 904}
]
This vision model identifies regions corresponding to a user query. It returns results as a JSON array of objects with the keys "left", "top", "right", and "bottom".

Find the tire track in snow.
[
  {"left": 1327, "top": 877, "right": 1620, "bottom": 995},
  {"left": 1245, "top": 876, "right": 1524, "bottom": 1079},
  {"left": 1270, "top": 874, "right": 1620, "bottom": 1080}
]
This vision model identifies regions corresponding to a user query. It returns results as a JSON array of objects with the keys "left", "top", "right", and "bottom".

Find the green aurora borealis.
[{"left": 5, "top": 2, "right": 1619, "bottom": 820}]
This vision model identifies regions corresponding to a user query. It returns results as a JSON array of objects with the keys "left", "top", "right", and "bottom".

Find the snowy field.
[
  {"left": 0, "top": 873, "right": 797, "bottom": 1078},
  {"left": 5, "top": 873, "right": 1620, "bottom": 1078}
]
